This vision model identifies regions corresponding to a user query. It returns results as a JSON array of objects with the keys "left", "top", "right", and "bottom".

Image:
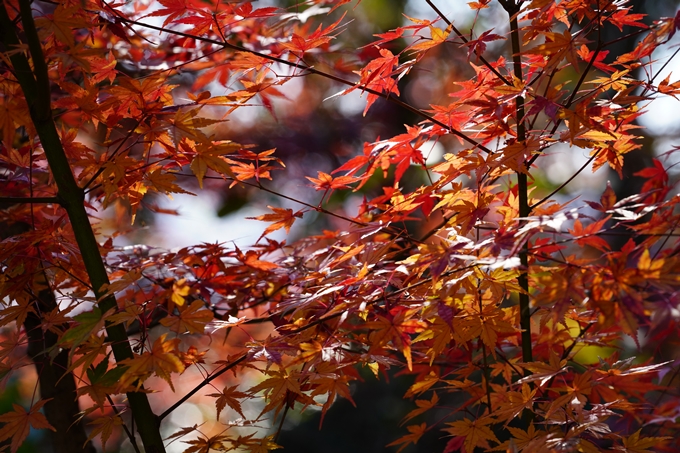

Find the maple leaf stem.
[
  {"left": 481, "top": 340, "right": 493, "bottom": 412},
  {"left": 0, "top": 3, "right": 166, "bottom": 452},
  {"left": 504, "top": 2, "right": 533, "bottom": 368},
  {"left": 158, "top": 353, "right": 247, "bottom": 421},
  {"left": 82, "top": 117, "right": 145, "bottom": 191},
  {"left": 565, "top": 30, "right": 603, "bottom": 109},
  {"left": 530, "top": 150, "right": 600, "bottom": 210},
  {"left": 273, "top": 404, "right": 290, "bottom": 443},
  {"left": 495, "top": 348, "right": 524, "bottom": 378},
  {"left": 102, "top": 388, "right": 141, "bottom": 453},
  {"left": 424, "top": 0, "right": 511, "bottom": 86}
]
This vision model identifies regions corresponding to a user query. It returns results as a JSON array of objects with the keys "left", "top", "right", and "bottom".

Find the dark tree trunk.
[{"left": 0, "top": 218, "right": 95, "bottom": 453}]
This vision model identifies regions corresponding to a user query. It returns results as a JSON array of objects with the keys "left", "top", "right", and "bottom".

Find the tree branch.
[{"left": 503, "top": 0, "right": 533, "bottom": 365}]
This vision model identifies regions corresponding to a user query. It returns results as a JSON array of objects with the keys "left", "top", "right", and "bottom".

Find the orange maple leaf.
[
  {"left": 306, "top": 171, "right": 360, "bottom": 200},
  {"left": 207, "top": 385, "right": 248, "bottom": 419},
  {"left": 119, "top": 334, "right": 185, "bottom": 390},
  {"left": 247, "top": 206, "right": 304, "bottom": 237},
  {"left": 444, "top": 417, "right": 500, "bottom": 452},
  {"left": 619, "top": 429, "right": 670, "bottom": 453},
  {"left": 160, "top": 299, "right": 214, "bottom": 334},
  {"left": 85, "top": 415, "right": 123, "bottom": 453},
  {"left": 387, "top": 423, "right": 427, "bottom": 453},
  {"left": 0, "top": 400, "right": 55, "bottom": 453}
]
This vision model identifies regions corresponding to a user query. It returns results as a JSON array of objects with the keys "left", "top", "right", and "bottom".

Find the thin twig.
[
  {"left": 424, "top": 0, "right": 511, "bottom": 86},
  {"left": 159, "top": 353, "right": 248, "bottom": 420}
]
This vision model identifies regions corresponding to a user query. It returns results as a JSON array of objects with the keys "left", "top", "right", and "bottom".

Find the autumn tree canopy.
[{"left": 2, "top": 0, "right": 680, "bottom": 452}]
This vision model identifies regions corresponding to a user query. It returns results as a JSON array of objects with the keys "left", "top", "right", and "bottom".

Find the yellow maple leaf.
[
  {"left": 119, "top": 334, "right": 185, "bottom": 391},
  {"left": 386, "top": 423, "right": 428, "bottom": 453},
  {"left": 444, "top": 417, "right": 499, "bottom": 452},
  {"left": 207, "top": 385, "right": 248, "bottom": 419},
  {"left": 246, "top": 206, "right": 304, "bottom": 238},
  {"left": 86, "top": 415, "right": 123, "bottom": 453},
  {"left": 160, "top": 299, "right": 214, "bottom": 334},
  {"left": 619, "top": 429, "right": 671, "bottom": 453}
]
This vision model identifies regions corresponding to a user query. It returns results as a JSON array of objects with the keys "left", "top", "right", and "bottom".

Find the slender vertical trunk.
[
  {"left": 0, "top": 3, "right": 166, "bottom": 452},
  {"left": 24, "top": 282, "right": 97, "bottom": 453},
  {"left": 503, "top": 1, "right": 533, "bottom": 364}
]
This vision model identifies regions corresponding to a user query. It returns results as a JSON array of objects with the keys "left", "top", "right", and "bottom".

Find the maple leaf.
[
  {"left": 306, "top": 171, "right": 360, "bottom": 198},
  {"left": 468, "top": 0, "right": 491, "bottom": 10},
  {"left": 545, "top": 371, "right": 593, "bottom": 418},
  {"left": 59, "top": 307, "right": 113, "bottom": 349},
  {"left": 576, "top": 45, "right": 614, "bottom": 73},
  {"left": 657, "top": 73, "right": 680, "bottom": 98},
  {"left": 404, "top": 371, "right": 439, "bottom": 398},
  {"left": 345, "top": 48, "right": 402, "bottom": 115},
  {"left": 505, "top": 424, "right": 539, "bottom": 451},
  {"left": 160, "top": 299, "right": 214, "bottom": 334},
  {"left": 634, "top": 158, "right": 669, "bottom": 202},
  {"left": 86, "top": 415, "right": 123, "bottom": 453},
  {"left": 243, "top": 250, "right": 278, "bottom": 271},
  {"left": 146, "top": 169, "right": 194, "bottom": 196},
  {"left": 370, "top": 28, "right": 405, "bottom": 48},
  {"left": 525, "top": 29, "right": 582, "bottom": 70},
  {"left": 0, "top": 400, "right": 55, "bottom": 453},
  {"left": 410, "top": 25, "right": 451, "bottom": 52},
  {"left": 607, "top": 8, "right": 647, "bottom": 32},
  {"left": 282, "top": 33, "right": 332, "bottom": 55},
  {"left": 520, "top": 352, "right": 568, "bottom": 386},
  {"left": 89, "top": 52, "right": 118, "bottom": 84},
  {"left": 282, "top": 12, "right": 345, "bottom": 54},
  {"left": 207, "top": 385, "right": 248, "bottom": 419},
  {"left": 591, "top": 181, "right": 617, "bottom": 212},
  {"left": 244, "top": 435, "right": 282, "bottom": 453},
  {"left": 444, "top": 417, "right": 500, "bottom": 452},
  {"left": 182, "top": 433, "right": 232, "bottom": 453},
  {"left": 170, "top": 278, "right": 192, "bottom": 306},
  {"left": 247, "top": 206, "right": 304, "bottom": 237},
  {"left": 119, "top": 334, "right": 185, "bottom": 391},
  {"left": 402, "top": 392, "right": 439, "bottom": 424},
  {"left": 79, "top": 357, "right": 127, "bottom": 406},
  {"left": 367, "top": 311, "right": 424, "bottom": 371},
  {"left": 34, "top": 5, "right": 84, "bottom": 48},
  {"left": 0, "top": 300, "right": 34, "bottom": 329},
  {"left": 387, "top": 423, "right": 427, "bottom": 453},
  {"left": 250, "top": 369, "right": 304, "bottom": 415},
  {"left": 616, "top": 429, "right": 670, "bottom": 453},
  {"left": 148, "top": 0, "right": 190, "bottom": 27},
  {"left": 184, "top": 138, "right": 240, "bottom": 189},
  {"left": 568, "top": 217, "right": 611, "bottom": 252},
  {"left": 178, "top": 346, "right": 207, "bottom": 368},
  {"left": 309, "top": 370, "right": 356, "bottom": 425},
  {"left": 464, "top": 29, "right": 504, "bottom": 60}
]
